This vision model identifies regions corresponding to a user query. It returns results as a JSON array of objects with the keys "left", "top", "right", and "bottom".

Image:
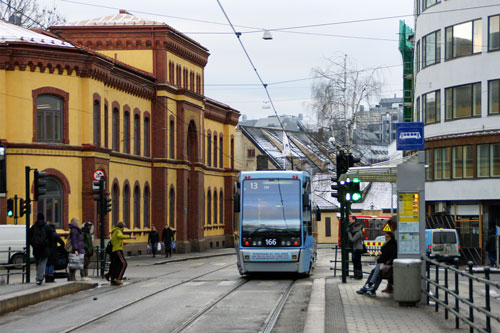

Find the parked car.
[
  {"left": 425, "top": 229, "right": 461, "bottom": 262},
  {"left": 0, "top": 225, "right": 30, "bottom": 266}
]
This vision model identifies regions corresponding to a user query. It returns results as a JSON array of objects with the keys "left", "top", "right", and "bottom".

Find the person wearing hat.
[
  {"left": 81, "top": 221, "right": 94, "bottom": 280},
  {"left": 28, "top": 213, "right": 53, "bottom": 285},
  {"left": 68, "top": 217, "right": 85, "bottom": 281},
  {"left": 107, "top": 221, "right": 135, "bottom": 285}
]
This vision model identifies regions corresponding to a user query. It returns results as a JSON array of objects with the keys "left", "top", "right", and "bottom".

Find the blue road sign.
[{"left": 396, "top": 122, "right": 424, "bottom": 150}]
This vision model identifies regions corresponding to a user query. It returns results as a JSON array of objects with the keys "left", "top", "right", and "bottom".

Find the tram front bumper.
[{"left": 238, "top": 249, "right": 303, "bottom": 273}]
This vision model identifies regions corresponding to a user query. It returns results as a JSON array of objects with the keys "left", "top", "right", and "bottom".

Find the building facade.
[
  {"left": 0, "top": 12, "right": 240, "bottom": 253},
  {"left": 413, "top": 0, "right": 500, "bottom": 261}
]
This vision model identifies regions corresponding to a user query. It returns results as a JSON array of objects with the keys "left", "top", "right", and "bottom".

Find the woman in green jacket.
[{"left": 106, "top": 221, "right": 135, "bottom": 285}]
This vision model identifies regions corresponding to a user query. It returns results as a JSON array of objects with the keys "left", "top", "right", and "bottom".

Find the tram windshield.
[{"left": 241, "top": 178, "right": 301, "bottom": 237}]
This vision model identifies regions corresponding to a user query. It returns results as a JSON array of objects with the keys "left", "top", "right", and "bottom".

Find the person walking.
[
  {"left": 28, "top": 213, "right": 53, "bottom": 285},
  {"left": 347, "top": 216, "right": 364, "bottom": 280},
  {"left": 356, "top": 231, "right": 397, "bottom": 296},
  {"left": 68, "top": 217, "right": 85, "bottom": 281},
  {"left": 486, "top": 232, "right": 498, "bottom": 267},
  {"left": 108, "top": 221, "right": 135, "bottom": 285},
  {"left": 148, "top": 226, "right": 160, "bottom": 258},
  {"left": 45, "top": 221, "right": 64, "bottom": 283},
  {"left": 162, "top": 225, "right": 176, "bottom": 258},
  {"left": 81, "top": 222, "right": 94, "bottom": 280}
]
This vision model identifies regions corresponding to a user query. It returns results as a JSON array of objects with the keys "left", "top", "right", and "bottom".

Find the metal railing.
[
  {"left": 422, "top": 255, "right": 500, "bottom": 333},
  {"left": 0, "top": 247, "right": 26, "bottom": 284},
  {"left": 330, "top": 244, "right": 372, "bottom": 277}
]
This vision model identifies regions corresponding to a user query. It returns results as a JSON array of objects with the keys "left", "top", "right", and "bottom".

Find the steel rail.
[
  {"left": 261, "top": 279, "right": 298, "bottom": 333},
  {"left": 61, "top": 263, "right": 234, "bottom": 333}
]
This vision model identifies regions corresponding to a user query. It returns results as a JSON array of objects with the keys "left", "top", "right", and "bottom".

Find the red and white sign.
[{"left": 93, "top": 169, "right": 106, "bottom": 181}]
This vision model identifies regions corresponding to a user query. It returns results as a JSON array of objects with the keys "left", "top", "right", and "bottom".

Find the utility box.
[{"left": 394, "top": 258, "right": 421, "bottom": 304}]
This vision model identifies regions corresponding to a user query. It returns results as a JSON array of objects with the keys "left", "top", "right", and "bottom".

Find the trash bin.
[{"left": 393, "top": 258, "right": 421, "bottom": 304}]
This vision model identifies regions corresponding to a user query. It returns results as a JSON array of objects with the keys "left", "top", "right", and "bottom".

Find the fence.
[
  {"left": 0, "top": 247, "right": 26, "bottom": 284},
  {"left": 422, "top": 255, "right": 500, "bottom": 333}
]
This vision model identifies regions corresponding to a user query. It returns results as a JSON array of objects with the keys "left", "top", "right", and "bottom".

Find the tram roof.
[{"left": 240, "top": 170, "right": 310, "bottom": 179}]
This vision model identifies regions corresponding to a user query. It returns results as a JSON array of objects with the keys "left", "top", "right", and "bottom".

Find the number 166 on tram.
[{"left": 233, "top": 171, "right": 319, "bottom": 276}]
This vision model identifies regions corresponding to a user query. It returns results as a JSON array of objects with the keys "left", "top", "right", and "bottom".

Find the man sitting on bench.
[{"left": 356, "top": 231, "right": 397, "bottom": 297}]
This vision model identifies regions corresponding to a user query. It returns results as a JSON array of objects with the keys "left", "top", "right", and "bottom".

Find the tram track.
[{"left": 61, "top": 263, "right": 234, "bottom": 333}]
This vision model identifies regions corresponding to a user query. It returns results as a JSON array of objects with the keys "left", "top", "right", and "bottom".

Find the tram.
[{"left": 234, "top": 170, "right": 318, "bottom": 276}]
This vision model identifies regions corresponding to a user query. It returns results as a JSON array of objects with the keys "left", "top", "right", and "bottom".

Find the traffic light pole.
[
  {"left": 99, "top": 179, "right": 105, "bottom": 278},
  {"left": 14, "top": 194, "right": 18, "bottom": 225},
  {"left": 25, "top": 166, "right": 31, "bottom": 283}
]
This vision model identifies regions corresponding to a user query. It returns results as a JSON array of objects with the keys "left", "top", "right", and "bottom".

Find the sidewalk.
[{"left": 0, "top": 247, "right": 236, "bottom": 316}]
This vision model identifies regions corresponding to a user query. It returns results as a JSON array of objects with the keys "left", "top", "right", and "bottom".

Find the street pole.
[
  {"left": 99, "top": 178, "right": 105, "bottom": 278},
  {"left": 14, "top": 194, "right": 18, "bottom": 225},
  {"left": 25, "top": 166, "right": 31, "bottom": 283}
]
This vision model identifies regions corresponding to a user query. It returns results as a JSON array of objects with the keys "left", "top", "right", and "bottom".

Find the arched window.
[
  {"left": 187, "top": 121, "right": 197, "bottom": 162},
  {"left": 219, "top": 190, "right": 224, "bottom": 225},
  {"left": 169, "top": 120, "right": 175, "bottom": 159},
  {"left": 144, "top": 186, "right": 150, "bottom": 228},
  {"left": 176, "top": 65, "right": 181, "bottom": 86},
  {"left": 123, "top": 184, "right": 130, "bottom": 228},
  {"left": 36, "top": 95, "right": 63, "bottom": 142},
  {"left": 112, "top": 108, "right": 119, "bottom": 151},
  {"left": 213, "top": 190, "right": 218, "bottom": 225},
  {"left": 93, "top": 100, "right": 100, "bottom": 146},
  {"left": 123, "top": 111, "right": 130, "bottom": 154},
  {"left": 134, "top": 114, "right": 140, "bottom": 155},
  {"left": 207, "top": 134, "right": 212, "bottom": 166},
  {"left": 213, "top": 135, "right": 218, "bottom": 168},
  {"left": 112, "top": 183, "right": 119, "bottom": 226},
  {"left": 133, "top": 186, "right": 140, "bottom": 229},
  {"left": 207, "top": 189, "right": 211, "bottom": 225},
  {"left": 144, "top": 116, "right": 150, "bottom": 157},
  {"left": 104, "top": 103, "right": 109, "bottom": 148},
  {"left": 219, "top": 136, "right": 223, "bottom": 168},
  {"left": 37, "top": 177, "right": 63, "bottom": 228},
  {"left": 169, "top": 187, "right": 175, "bottom": 227}
]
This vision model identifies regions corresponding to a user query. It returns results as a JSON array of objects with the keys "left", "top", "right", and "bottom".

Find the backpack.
[{"left": 31, "top": 225, "right": 48, "bottom": 248}]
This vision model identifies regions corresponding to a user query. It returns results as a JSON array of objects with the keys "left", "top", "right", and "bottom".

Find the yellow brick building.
[{"left": 0, "top": 12, "right": 240, "bottom": 253}]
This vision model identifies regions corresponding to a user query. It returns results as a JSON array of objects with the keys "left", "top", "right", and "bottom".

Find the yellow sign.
[
  {"left": 381, "top": 222, "right": 393, "bottom": 232},
  {"left": 399, "top": 192, "right": 420, "bottom": 223}
]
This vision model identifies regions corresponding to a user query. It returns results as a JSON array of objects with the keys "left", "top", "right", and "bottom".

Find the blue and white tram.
[{"left": 234, "top": 171, "right": 318, "bottom": 276}]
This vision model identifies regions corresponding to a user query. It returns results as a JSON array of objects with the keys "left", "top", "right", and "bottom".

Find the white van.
[
  {"left": 0, "top": 225, "right": 29, "bottom": 265},
  {"left": 425, "top": 228, "right": 461, "bottom": 262}
]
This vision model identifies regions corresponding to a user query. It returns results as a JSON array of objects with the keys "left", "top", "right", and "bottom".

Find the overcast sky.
[{"left": 39, "top": 0, "right": 414, "bottom": 122}]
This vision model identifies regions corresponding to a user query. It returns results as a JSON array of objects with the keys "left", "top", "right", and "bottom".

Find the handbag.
[
  {"left": 68, "top": 253, "right": 84, "bottom": 270},
  {"left": 380, "top": 264, "right": 393, "bottom": 279},
  {"left": 172, "top": 241, "right": 175, "bottom": 250},
  {"left": 362, "top": 243, "right": 368, "bottom": 254},
  {"left": 64, "top": 238, "right": 73, "bottom": 253},
  {"left": 106, "top": 241, "right": 113, "bottom": 255},
  {"left": 157, "top": 242, "right": 162, "bottom": 252}
]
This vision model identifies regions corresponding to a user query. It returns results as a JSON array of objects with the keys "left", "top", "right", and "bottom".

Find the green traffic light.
[
  {"left": 352, "top": 192, "right": 362, "bottom": 202},
  {"left": 7, "top": 211, "right": 13, "bottom": 217},
  {"left": 352, "top": 178, "right": 360, "bottom": 183}
]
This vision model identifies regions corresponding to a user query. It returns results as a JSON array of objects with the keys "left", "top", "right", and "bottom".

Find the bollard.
[
  {"left": 435, "top": 259, "right": 439, "bottom": 312},
  {"left": 484, "top": 267, "right": 491, "bottom": 333},
  {"left": 444, "top": 261, "right": 449, "bottom": 320},
  {"left": 468, "top": 261, "right": 474, "bottom": 333},
  {"left": 426, "top": 259, "right": 430, "bottom": 305},
  {"left": 454, "top": 257, "right": 460, "bottom": 329}
]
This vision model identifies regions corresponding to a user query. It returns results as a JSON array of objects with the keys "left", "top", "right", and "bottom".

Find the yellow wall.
[
  {"left": 317, "top": 212, "right": 339, "bottom": 244},
  {"left": 166, "top": 52, "right": 203, "bottom": 93},
  {"left": 98, "top": 50, "right": 154, "bottom": 74}
]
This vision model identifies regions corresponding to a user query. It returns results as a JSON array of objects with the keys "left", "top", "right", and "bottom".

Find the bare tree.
[
  {"left": 311, "top": 54, "right": 382, "bottom": 152},
  {"left": 1, "top": 0, "right": 65, "bottom": 29}
]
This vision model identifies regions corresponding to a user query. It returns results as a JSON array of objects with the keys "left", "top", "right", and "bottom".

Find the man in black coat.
[
  {"left": 148, "top": 226, "right": 160, "bottom": 257},
  {"left": 356, "top": 231, "right": 397, "bottom": 296},
  {"left": 162, "top": 225, "right": 176, "bottom": 258},
  {"left": 28, "top": 213, "right": 53, "bottom": 285},
  {"left": 45, "top": 221, "right": 65, "bottom": 282}
]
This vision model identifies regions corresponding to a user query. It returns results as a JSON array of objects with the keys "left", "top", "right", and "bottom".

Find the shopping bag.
[
  {"left": 64, "top": 238, "right": 73, "bottom": 253},
  {"left": 68, "top": 253, "right": 84, "bottom": 270},
  {"left": 172, "top": 241, "right": 175, "bottom": 250},
  {"left": 147, "top": 244, "right": 151, "bottom": 254},
  {"left": 157, "top": 242, "right": 162, "bottom": 252}
]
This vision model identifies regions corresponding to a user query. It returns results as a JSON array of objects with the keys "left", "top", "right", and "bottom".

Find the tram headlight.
[
  {"left": 281, "top": 241, "right": 285, "bottom": 246},
  {"left": 252, "top": 241, "right": 257, "bottom": 246},
  {"left": 257, "top": 241, "right": 262, "bottom": 246},
  {"left": 286, "top": 241, "right": 291, "bottom": 246}
]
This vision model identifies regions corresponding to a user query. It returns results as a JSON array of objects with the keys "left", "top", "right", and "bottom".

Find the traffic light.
[
  {"left": 104, "top": 196, "right": 112, "bottom": 215},
  {"left": 93, "top": 178, "right": 105, "bottom": 215},
  {"left": 19, "top": 198, "right": 27, "bottom": 217},
  {"left": 346, "top": 153, "right": 360, "bottom": 168},
  {"left": 330, "top": 177, "right": 345, "bottom": 199},
  {"left": 345, "top": 177, "right": 362, "bottom": 202},
  {"left": 336, "top": 151, "right": 348, "bottom": 182},
  {"left": 34, "top": 170, "right": 47, "bottom": 200},
  {"left": 0, "top": 145, "right": 5, "bottom": 194},
  {"left": 7, "top": 198, "right": 14, "bottom": 217}
]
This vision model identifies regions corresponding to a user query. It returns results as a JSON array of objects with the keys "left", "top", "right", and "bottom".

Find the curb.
[{"left": 0, "top": 282, "right": 97, "bottom": 316}]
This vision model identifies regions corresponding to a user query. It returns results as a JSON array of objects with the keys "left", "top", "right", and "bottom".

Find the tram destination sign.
[{"left": 395, "top": 122, "right": 424, "bottom": 151}]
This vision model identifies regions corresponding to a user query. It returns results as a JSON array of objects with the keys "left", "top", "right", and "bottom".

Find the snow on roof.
[
  {"left": 0, "top": 19, "right": 74, "bottom": 48},
  {"left": 351, "top": 182, "right": 397, "bottom": 211},
  {"left": 64, "top": 11, "right": 162, "bottom": 27}
]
